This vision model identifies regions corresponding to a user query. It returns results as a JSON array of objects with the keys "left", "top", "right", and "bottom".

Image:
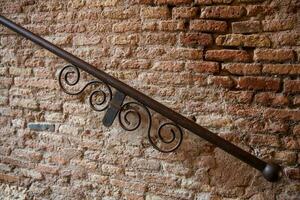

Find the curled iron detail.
[
  {"left": 118, "top": 102, "right": 183, "bottom": 153},
  {"left": 58, "top": 64, "right": 112, "bottom": 111}
]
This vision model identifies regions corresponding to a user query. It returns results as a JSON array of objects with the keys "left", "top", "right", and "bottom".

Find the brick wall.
[{"left": 0, "top": 0, "right": 299, "bottom": 199}]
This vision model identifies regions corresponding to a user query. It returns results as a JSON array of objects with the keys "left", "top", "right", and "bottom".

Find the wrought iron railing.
[{"left": 0, "top": 15, "right": 281, "bottom": 182}]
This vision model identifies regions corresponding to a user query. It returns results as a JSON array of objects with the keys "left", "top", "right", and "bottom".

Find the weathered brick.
[
  {"left": 131, "top": 158, "right": 160, "bottom": 171},
  {"left": 249, "top": 134, "right": 280, "bottom": 147},
  {"left": 232, "top": 21, "right": 261, "bottom": 33},
  {"left": 179, "top": 33, "right": 213, "bottom": 46},
  {"left": 141, "top": 7, "right": 170, "bottom": 19},
  {"left": 102, "top": 6, "right": 139, "bottom": 19},
  {"left": 140, "top": 33, "right": 177, "bottom": 45},
  {"left": 293, "top": 96, "right": 300, "bottom": 106},
  {"left": 283, "top": 80, "right": 300, "bottom": 94},
  {"left": 186, "top": 61, "right": 219, "bottom": 74},
  {"left": 254, "top": 49, "right": 295, "bottom": 63},
  {"left": 201, "top": 6, "right": 245, "bottom": 19},
  {"left": 9, "top": 67, "right": 32, "bottom": 76},
  {"left": 262, "top": 19, "right": 295, "bottom": 32},
  {"left": 11, "top": 98, "right": 38, "bottom": 109},
  {"left": 20, "top": 168, "right": 43, "bottom": 180},
  {"left": 264, "top": 108, "right": 300, "bottom": 121},
  {"left": 119, "top": 59, "right": 151, "bottom": 69},
  {"left": 285, "top": 168, "right": 300, "bottom": 180},
  {"left": 14, "top": 77, "right": 57, "bottom": 90},
  {"left": 112, "top": 34, "right": 139, "bottom": 45},
  {"left": 142, "top": 21, "right": 158, "bottom": 31},
  {"left": 102, "top": 164, "right": 123, "bottom": 175},
  {"left": 0, "top": 77, "right": 13, "bottom": 89},
  {"left": 222, "top": 63, "right": 261, "bottom": 75},
  {"left": 208, "top": 76, "right": 234, "bottom": 88},
  {"left": 216, "top": 34, "right": 271, "bottom": 47},
  {"left": 0, "top": 173, "right": 20, "bottom": 183},
  {"left": 158, "top": 20, "right": 185, "bottom": 31},
  {"left": 254, "top": 92, "right": 289, "bottom": 107},
  {"left": 195, "top": 0, "right": 233, "bottom": 4},
  {"left": 73, "top": 34, "right": 101, "bottom": 46},
  {"left": 110, "top": 179, "right": 147, "bottom": 192},
  {"left": 153, "top": 61, "right": 184, "bottom": 72},
  {"left": 166, "top": 47, "right": 203, "bottom": 60},
  {"left": 262, "top": 64, "right": 300, "bottom": 75},
  {"left": 224, "top": 91, "right": 253, "bottom": 104},
  {"left": 154, "top": 0, "right": 193, "bottom": 4},
  {"left": 172, "top": 7, "right": 199, "bottom": 19},
  {"left": 293, "top": 125, "right": 300, "bottom": 135},
  {"left": 112, "top": 20, "right": 141, "bottom": 33},
  {"left": 28, "top": 122, "right": 55, "bottom": 132},
  {"left": 237, "top": 77, "right": 280, "bottom": 91},
  {"left": 205, "top": 50, "right": 251, "bottom": 62},
  {"left": 190, "top": 19, "right": 227, "bottom": 32},
  {"left": 274, "top": 151, "right": 297, "bottom": 165},
  {"left": 37, "top": 164, "right": 59, "bottom": 175}
]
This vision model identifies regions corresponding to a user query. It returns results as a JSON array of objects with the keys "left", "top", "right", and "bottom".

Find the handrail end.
[{"left": 262, "top": 163, "right": 282, "bottom": 182}]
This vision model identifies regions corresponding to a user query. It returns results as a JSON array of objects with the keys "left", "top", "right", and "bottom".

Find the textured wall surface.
[{"left": 0, "top": 0, "right": 299, "bottom": 199}]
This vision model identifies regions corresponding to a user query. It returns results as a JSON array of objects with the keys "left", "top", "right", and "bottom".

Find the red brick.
[
  {"left": 200, "top": 6, "right": 245, "bottom": 19},
  {"left": 284, "top": 80, "right": 300, "bottom": 94},
  {"left": 179, "top": 33, "right": 213, "bottom": 46},
  {"left": 166, "top": 47, "right": 203, "bottom": 60},
  {"left": 254, "top": 92, "right": 289, "bottom": 107},
  {"left": 264, "top": 108, "right": 300, "bottom": 121},
  {"left": 190, "top": 19, "right": 227, "bottom": 32},
  {"left": 172, "top": 7, "right": 199, "bottom": 19},
  {"left": 263, "top": 64, "right": 300, "bottom": 75},
  {"left": 153, "top": 61, "right": 184, "bottom": 72},
  {"left": 224, "top": 91, "right": 253, "bottom": 104},
  {"left": 232, "top": 21, "right": 261, "bottom": 33},
  {"left": 195, "top": 0, "right": 233, "bottom": 4},
  {"left": 205, "top": 50, "right": 251, "bottom": 62},
  {"left": 186, "top": 61, "right": 219, "bottom": 74},
  {"left": 141, "top": 7, "right": 171, "bottom": 19},
  {"left": 208, "top": 76, "right": 234, "bottom": 88},
  {"left": 158, "top": 20, "right": 185, "bottom": 31},
  {"left": 254, "top": 49, "right": 295, "bottom": 63},
  {"left": 282, "top": 137, "right": 300, "bottom": 150},
  {"left": 222, "top": 63, "right": 261, "bottom": 75},
  {"left": 155, "top": 0, "right": 193, "bottom": 4},
  {"left": 237, "top": 77, "right": 280, "bottom": 91}
]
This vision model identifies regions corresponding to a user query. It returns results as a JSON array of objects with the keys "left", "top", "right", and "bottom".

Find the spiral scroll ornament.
[
  {"left": 58, "top": 64, "right": 112, "bottom": 111},
  {"left": 118, "top": 102, "right": 183, "bottom": 153}
]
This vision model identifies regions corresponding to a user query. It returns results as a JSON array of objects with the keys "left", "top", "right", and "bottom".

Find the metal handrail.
[{"left": 0, "top": 15, "right": 281, "bottom": 182}]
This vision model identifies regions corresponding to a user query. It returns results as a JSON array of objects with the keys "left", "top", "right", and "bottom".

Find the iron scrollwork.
[
  {"left": 118, "top": 102, "right": 183, "bottom": 153},
  {"left": 58, "top": 64, "right": 112, "bottom": 112},
  {"left": 59, "top": 65, "right": 184, "bottom": 153}
]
